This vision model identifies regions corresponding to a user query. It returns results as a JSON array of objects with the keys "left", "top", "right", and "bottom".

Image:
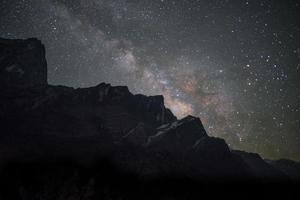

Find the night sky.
[{"left": 1, "top": 0, "right": 299, "bottom": 161}]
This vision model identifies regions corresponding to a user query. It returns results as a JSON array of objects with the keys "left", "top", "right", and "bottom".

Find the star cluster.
[{"left": 1, "top": 0, "right": 299, "bottom": 161}]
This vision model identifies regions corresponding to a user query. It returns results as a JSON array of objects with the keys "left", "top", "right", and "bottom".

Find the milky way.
[{"left": 1, "top": 0, "right": 299, "bottom": 161}]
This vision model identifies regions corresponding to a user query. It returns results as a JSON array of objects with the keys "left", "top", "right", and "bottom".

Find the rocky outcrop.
[
  {"left": 147, "top": 116, "right": 207, "bottom": 153},
  {"left": 0, "top": 38, "right": 47, "bottom": 88},
  {"left": 0, "top": 81, "right": 176, "bottom": 139}
]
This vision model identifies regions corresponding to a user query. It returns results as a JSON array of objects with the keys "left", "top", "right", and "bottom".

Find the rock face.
[
  {"left": 267, "top": 159, "right": 300, "bottom": 181},
  {"left": 147, "top": 116, "right": 207, "bottom": 153},
  {"left": 232, "top": 150, "right": 288, "bottom": 180},
  {"left": 0, "top": 37, "right": 299, "bottom": 199},
  {"left": 0, "top": 38, "right": 47, "bottom": 88}
]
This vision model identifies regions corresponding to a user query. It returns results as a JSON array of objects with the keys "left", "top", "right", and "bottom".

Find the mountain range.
[{"left": 0, "top": 38, "right": 299, "bottom": 199}]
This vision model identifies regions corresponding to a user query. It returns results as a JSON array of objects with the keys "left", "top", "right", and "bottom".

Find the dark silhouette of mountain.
[{"left": 0, "top": 38, "right": 299, "bottom": 199}]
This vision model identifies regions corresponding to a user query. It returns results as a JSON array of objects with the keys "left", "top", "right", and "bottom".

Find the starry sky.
[{"left": 1, "top": 0, "right": 300, "bottom": 161}]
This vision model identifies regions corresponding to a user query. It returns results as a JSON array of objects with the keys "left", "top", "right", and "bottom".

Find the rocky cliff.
[{"left": 0, "top": 38, "right": 47, "bottom": 88}]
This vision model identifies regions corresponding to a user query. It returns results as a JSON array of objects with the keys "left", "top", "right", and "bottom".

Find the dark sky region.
[{"left": 0, "top": 0, "right": 299, "bottom": 161}]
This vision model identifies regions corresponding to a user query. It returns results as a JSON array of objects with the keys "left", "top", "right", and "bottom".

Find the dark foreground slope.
[{"left": 0, "top": 38, "right": 299, "bottom": 199}]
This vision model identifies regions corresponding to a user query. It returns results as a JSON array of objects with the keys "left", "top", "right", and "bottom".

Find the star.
[{"left": 1, "top": 0, "right": 299, "bottom": 161}]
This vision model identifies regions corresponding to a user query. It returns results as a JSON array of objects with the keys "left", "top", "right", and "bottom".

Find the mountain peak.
[{"left": 0, "top": 37, "right": 47, "bottom": 89}]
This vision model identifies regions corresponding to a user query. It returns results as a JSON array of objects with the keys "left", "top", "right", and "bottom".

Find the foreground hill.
[{"left": 0, "top": 38, "right": 299, "bottom": 199}]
